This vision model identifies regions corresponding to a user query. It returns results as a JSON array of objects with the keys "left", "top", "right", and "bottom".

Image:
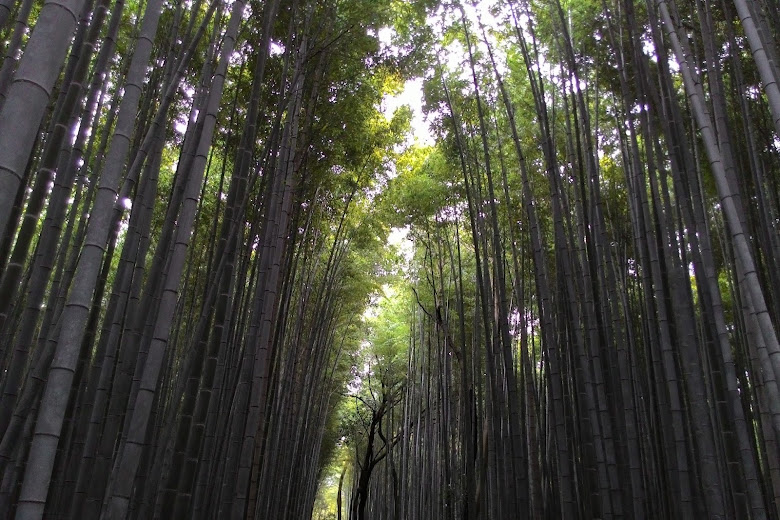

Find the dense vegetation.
[{"left": 0, "top": 0, "right": 779, "bottom": 518}]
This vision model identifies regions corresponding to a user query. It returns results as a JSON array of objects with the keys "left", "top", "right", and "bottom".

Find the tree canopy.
[{"left": 0, "top": 0, "right": 779, "bottom": 519}]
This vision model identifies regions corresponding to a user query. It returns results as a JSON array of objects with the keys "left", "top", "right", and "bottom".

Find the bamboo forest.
[{"left": 2, "top": 0, "right": 780, "bottom": 518}]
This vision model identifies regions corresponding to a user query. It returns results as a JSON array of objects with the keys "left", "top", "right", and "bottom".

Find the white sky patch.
[
  {"left": 382, "top": 78, "right": 434, "bottom": 146},
  {"left": 378, "top": 27, "right": 393, "bottom": 49},
  {"left": 388, "top": 225, "right": 414, "bottom": 264},
  {"left": 269, "top": 40, "right": 285, "bottom": 56},
  {"left": 443, "top": 39, "right": 471, "bottom": 82},
  {"left": 174, "top": 117, "right": 188, "bottom": 135},
  {"left": 388, "top": 225, "right": 410, "bottom": 248},
  {"left": 373, "top": 24, "right": 434, "bottom": 146}
]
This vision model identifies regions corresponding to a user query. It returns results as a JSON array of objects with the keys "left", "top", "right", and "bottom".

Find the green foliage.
[
  {"left": 384, "top": 146, "right": 458, "bottom": 227},
  {"left": 367, "top": 286, "right": 411, "bottom": 382},
  {"left": 331, "top": 285, "right": 411, "bottom": 460}
]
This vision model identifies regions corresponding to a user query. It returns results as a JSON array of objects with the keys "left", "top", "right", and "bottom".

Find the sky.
[{"left": 381, "top": 78, "right": 434, "bottom": 146}]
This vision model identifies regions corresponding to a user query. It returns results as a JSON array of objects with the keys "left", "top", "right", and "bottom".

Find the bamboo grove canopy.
[{"left": 0, "top": 0, "right": 779, "bottom": 518}]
